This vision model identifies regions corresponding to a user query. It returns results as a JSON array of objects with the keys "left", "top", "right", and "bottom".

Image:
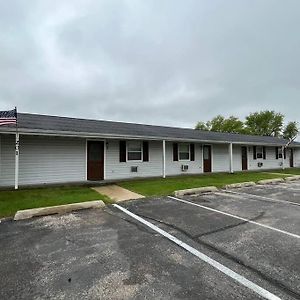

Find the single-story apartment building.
[{"left": 0, "top": 113, "right": 299, "bottom": 188}]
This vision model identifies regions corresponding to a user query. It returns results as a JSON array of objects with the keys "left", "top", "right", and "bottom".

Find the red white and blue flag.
[{"left": 0, "top": 108, "right": 17, "bottom": 126}]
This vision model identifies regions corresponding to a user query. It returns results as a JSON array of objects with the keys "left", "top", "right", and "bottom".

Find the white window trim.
[
  {"left": 256, "top": 146, "right": 263, "bottom": 159},
  {"left": 126, "top": 141, "right": 143, "bottom": 162},
  {"left": 178, "top": 143, "right": 190, "bottom": 162},
  {"left": 278, "top": 147, "right": 283, "bottom": 159}
]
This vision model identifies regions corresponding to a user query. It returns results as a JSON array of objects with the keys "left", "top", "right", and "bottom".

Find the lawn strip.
[{"left": 0, "top": 187, "right": 110, "bottom": 218}]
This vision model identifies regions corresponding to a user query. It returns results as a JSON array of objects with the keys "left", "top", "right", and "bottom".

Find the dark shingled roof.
[{"left": 1, "top": 113, "right": 299, "bottom": 146}]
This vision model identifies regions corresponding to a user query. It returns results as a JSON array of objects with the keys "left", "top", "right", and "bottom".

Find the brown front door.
[
  {"left": 203, "top": 145, "right": 212, "bottom": 172},
  {"left": 290, "top": 149, "right": 294, "bottom": 168},
  {"left": 87, "top": 141, "right": 104, "bottom": 180},
  {"left": 241, "top": 146, "right": 248, "bottom": 170}
]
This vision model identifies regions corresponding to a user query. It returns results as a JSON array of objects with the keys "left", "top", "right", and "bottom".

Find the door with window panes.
[
  {"left": 203, "top": 145, "right": 212, "bottom": 172},
  {"left": 87, "top": 141, "right": 104, "bottom": 180}
]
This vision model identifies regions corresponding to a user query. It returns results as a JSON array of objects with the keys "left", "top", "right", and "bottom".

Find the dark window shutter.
[
  {"left": 143, "top": 141, "right": 149, "bottom": 162},
  {"left": 173, "top": 143, "right": 178, "bottom": 161},
  {"left": 263, "top": 147, "right": 266, "bottom": 160},
  {"left": 275, "top": 147, "right": 279, "bottom": 159},
  {"left": 284, "top": 148, "right": 287, "bottom": 159},
  {"left": 119, "top": 141, "right": 126, "bottom": 162},
  {"left": 190, "top": 144, "right": 195, "bottom": 161},
  {"left": 253, "top": 146, "right": 257, "bottom": 160}
]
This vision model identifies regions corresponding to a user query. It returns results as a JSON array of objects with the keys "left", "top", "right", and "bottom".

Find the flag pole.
[{"left": 14, "top": 107, "right": 19, "bottom": 190}]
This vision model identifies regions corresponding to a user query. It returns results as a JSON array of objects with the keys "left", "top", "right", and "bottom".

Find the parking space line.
[
  {"left": 220, "top": 190, "right": 300, "bottom": 207},
  {"left": 168, "top": 196, "right": 300, "bottom": 239},
  {"left": 113, "top": 203, "right": 281, "bottom": 300}
]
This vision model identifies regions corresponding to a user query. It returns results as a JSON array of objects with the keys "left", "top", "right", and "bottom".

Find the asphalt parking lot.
[{"left": 0, "top": 182, "right": 300, "bottom": 300}]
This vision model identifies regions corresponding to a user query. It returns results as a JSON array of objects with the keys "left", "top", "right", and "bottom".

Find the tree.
[
  {"left": 195, "top": 110, "right": 298, "bottom": 137},
  {"left": 195, "top": 115, "right": 245, "bottom": 134},
  {"left": 211, "top": 115, "right": 245, "bottom": 133},
  {"left": 283, "top": 121, "right": 299, "bottom": 140},
  {"left": 244, "top": 110, "right": 284, "bottom": 137},
  {"left": 195, "top": 121, "right": 211, "bottom": 131}
]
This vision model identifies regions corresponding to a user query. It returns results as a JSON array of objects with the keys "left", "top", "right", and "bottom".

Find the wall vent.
[
  {"left": 131, "top": 166, "right": 138, "bottom": 173},
  {"left": 181, "top": 165, "right": 189, "bottom": 172}
]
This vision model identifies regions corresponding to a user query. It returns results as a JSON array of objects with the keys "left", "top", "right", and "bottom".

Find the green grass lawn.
[
  {"left": 119, "top": 171, "right": 294, "bottom": 197},
  {"left": 0, "top": 186, "right": 111, "bottom": 218},
  {"left": 266, "top": 168, "right": 300, "bottom": 175}
]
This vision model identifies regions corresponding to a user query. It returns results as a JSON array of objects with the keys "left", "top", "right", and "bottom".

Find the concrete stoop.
[{"left": 92, "top": 185, "right": 144, "bottom": 202}]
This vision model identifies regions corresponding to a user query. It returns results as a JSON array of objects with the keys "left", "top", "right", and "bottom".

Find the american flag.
[{"left": 0, "top": 108, "right": 17, "bottom": 126}]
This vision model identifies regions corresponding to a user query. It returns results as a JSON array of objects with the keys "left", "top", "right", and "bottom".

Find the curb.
[
  {"left": 224, "top": 182, "right": 256, "bottom": 189},
  {"left": 285, "top": 175, "right": 300, "bottom": 182},
  {"left": 174, "top": 186, "right": 218, "bottom": 197},
  {"left": 14, "top": 200, "right": 105, "bottom": 221},
  {"left": 0, "top": 217, "right": 13, "bottom": 223},
  {"left": 257, "top": 178, "right": 284, "bottom": 185}
]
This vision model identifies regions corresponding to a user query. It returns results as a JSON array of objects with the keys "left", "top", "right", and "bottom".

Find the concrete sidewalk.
[{"left": 92, "top": 185, "right": 144, "bottom": 202}]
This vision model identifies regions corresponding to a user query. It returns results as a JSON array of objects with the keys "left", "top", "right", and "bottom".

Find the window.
[
  {"left": 278, "top": 147, "right": 283, "bottom": 158},
  {"left": 203, "top": 146, "right": 210, "bottom": 160},
  {"left": 276, "top": 147, "right": 286, "bottom": 159},
  {"left": 256, "top": 146, "right": 263, "bottom": 159},
  {"left": 127, "top": 141, "right": 142, "bottom": 161},
  {"left": 179, "top": 143, "right": 190, "bottom": 161}
]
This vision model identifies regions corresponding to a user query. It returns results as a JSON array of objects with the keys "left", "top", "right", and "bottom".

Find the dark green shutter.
[
  {"left": 263, "top": 147, "right": 266, "bottom": 160},
  {"left": 119, "top": 141, "right": 126, "bottom": 162},
  {"left": 143, "top": 141, "right": 149, "bottom": 162},
  {"left": 253, "top": 146, "right": 257, "bottom": 160},
  {"left": 190, "top": 144, "right": 195, "bottom": 161},
  {"left": 173, "top": 143, "right": 178, "bottom": 161}
]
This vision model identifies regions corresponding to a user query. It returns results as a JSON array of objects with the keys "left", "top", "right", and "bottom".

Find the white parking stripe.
[
  {"left": 113, "top": 203, "right": 281, "bottom": 300},
  {"left": 168, "top": 196, "right": 300, "bottom": 239},
  {"left": 220, "top": 190, "right": 300, "bottom": 207}
]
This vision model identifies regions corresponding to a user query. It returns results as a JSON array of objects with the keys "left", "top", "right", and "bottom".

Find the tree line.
[{"left": 195, "top": 110, "right": 299, "bottom": 140}]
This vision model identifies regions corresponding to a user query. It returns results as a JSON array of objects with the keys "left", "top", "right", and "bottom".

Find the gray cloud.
[{"left": 0, "top": 0, "right": 299, "bottom": 128}]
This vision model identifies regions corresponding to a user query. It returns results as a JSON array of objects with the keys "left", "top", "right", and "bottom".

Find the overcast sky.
[{"left": 0, "top": 0, "right": 299, "bottom": 128}]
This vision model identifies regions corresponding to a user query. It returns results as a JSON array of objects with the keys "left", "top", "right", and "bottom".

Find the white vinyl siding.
[
  {"left": 212, "top": 144, "right": 229, "bottom": 172},
  {"left": 1, "top": 133, "right": 300, "bottom": 187},
  {"left": 0, "top": 134, "right": 86, "bottom": 186},
  {"left": 166, "top": 142, "right": 202, "bottom": 175},
  {"left": 105, "top": 140, "right": 162, "bottom": 180},
  {"left": 248, "top": 146, "right": 290, "bottom": 170},
  {"left": 294, "top": 148, "right": 300, "bottom": 167},
  {"left": 233, "top": 145, "right": 242, "bottom": 171}
]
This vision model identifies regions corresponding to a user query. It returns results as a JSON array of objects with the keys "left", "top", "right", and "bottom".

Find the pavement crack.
[
  {"left": 194, "top": 211, "right": 265, "bottom": 238},
  {"left": 133, "top": 211, "right": 300, "bottom": 300}
]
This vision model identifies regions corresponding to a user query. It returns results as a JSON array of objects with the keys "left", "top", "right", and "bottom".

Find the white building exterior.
[{"left": 0, "top": 113, "right": 299, "bottom": 188}]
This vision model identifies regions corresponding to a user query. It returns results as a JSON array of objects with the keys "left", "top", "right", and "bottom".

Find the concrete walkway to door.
[{"left": 92, "top": 185, "right": 144, "bottom": 202}]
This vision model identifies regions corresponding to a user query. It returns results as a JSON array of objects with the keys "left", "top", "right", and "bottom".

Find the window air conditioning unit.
[
  {"left": 257, "top": 162, "right": 263, "bottom": 167},
  {"left": 181, "top": 165, "right": 189, "bottom": 172},
  {"left": 131, "top": 166, "right": 138, "bottom": 173}
]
